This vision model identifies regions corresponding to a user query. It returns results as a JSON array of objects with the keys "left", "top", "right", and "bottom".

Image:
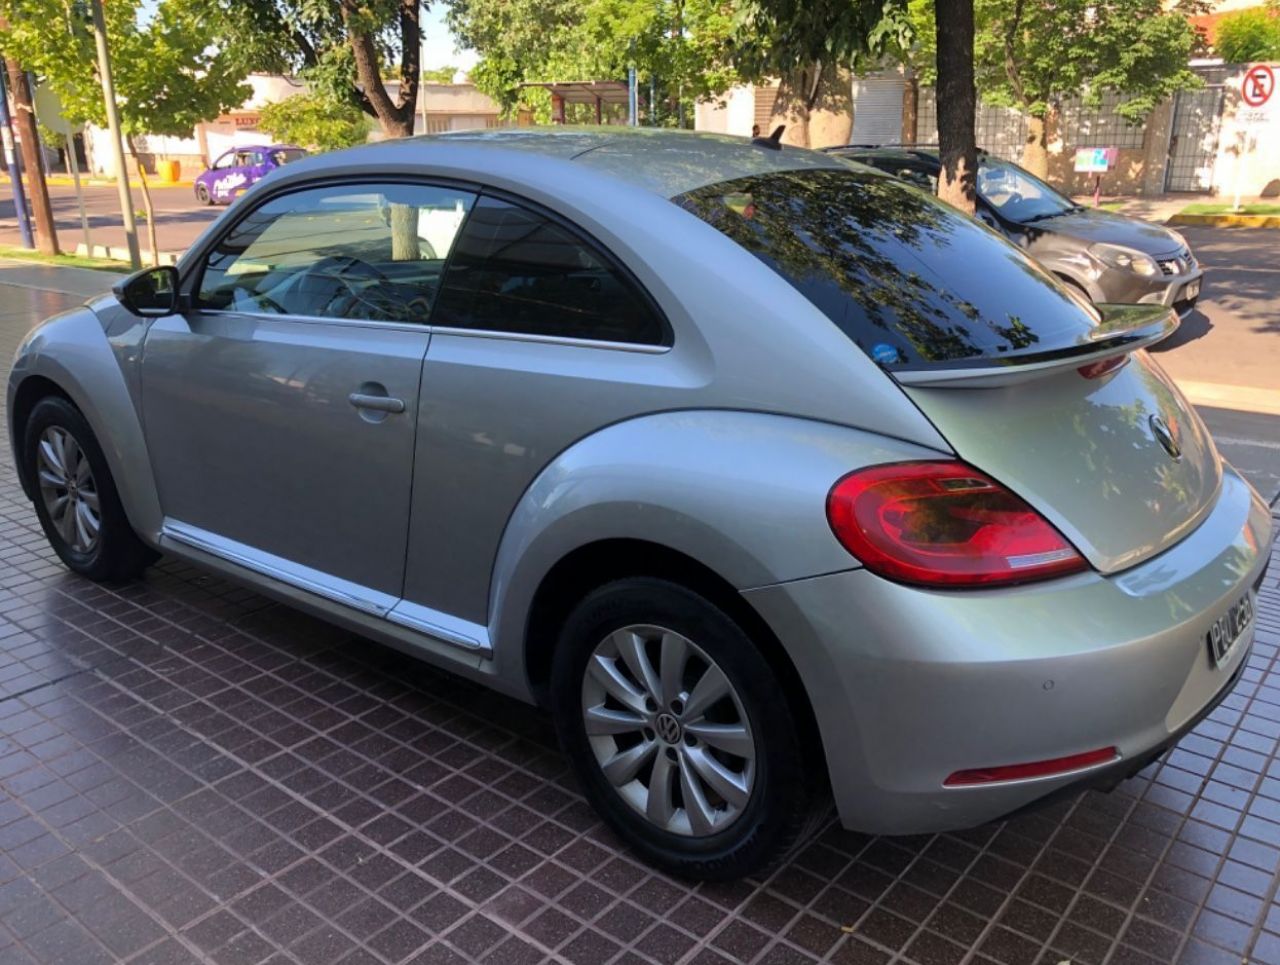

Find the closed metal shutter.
[
  {"left": 754, "top": 86, "right": 779, "bottom": 130},
  {"left": 851, "top": 76, "right": 904, "bottom": 146}
]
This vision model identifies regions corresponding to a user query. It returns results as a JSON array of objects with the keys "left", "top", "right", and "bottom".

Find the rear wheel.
[
  {"left": 551, "top": 577, "right": 815, "bottom": 880},
  {"left": 24, "top": 396, "right": 157, "bottom": 582}
]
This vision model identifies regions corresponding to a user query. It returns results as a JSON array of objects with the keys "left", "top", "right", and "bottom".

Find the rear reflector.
[
  {"left": 826, "top": 461, "right": 1087, "bottom": 587},
  {"left": 944, "top": 747, "right": 1119, "bottom": 787}
]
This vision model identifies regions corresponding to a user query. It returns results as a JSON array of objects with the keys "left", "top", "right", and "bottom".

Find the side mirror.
[{"left": 113, "top": 265, "right": 180, "bottom": 317}]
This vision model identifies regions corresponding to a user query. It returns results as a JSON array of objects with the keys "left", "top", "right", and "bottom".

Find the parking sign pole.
[{"left": 89, "top": 0, "right": 141, "bottom": 269}]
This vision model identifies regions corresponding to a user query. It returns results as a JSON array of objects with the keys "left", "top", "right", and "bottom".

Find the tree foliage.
[
  {"left": 423, "top": 65, "right": 460, "bottom": 83},
  {"left": 0, "top": 0, "right": 250, "bottom": 139},
  {"left": 201, "top": 0, "right": 423, "bottom": 137},
  {"left": 1214, "top": 5, "right": 1280, "bottom": 64},
  {"left": 258, "top": 90, "right": 371, "bottom": 150},
  {"left": 448, "top": 0, "right": 740, "bottom": 123},
  {"left": 973, "top": 0, "right": 1202, "bottom": 124}
]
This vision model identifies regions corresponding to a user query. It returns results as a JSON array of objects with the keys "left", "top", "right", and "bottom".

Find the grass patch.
[
  {"left": 1180, "top": 202, "right": 1280, "bottom": 216},
  {"left": 0, "top": 246, "right": 133, "bottom": 274}
]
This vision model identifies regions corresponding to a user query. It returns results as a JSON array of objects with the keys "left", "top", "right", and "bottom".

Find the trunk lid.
[{"left": 902, "top": 347, "right": 1221, "bottom": 574}]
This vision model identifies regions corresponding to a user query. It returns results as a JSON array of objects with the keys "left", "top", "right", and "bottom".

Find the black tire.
[
  {"left": 23, "top": 396, "right": 158, "bottom": 582},
  {"left": 551, "top": 577, "right": 815, "bottom": 880},
  {"left": 195, "top": 182, "right": 211, "bottom": 205}
]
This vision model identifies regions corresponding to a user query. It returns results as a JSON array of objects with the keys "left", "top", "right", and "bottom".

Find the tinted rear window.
[{"left": 675, "top": 168, "right": 1099, "bottom": 369}]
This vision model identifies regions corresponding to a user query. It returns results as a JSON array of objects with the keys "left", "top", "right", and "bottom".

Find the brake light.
[
  {"left": 944, "top": 747, "right": 1118, "bottom": 786},
  {"left": 826, "top": 461, "right": 1086, "bottom": 587},
  {"left": 1077, "top": 355, "right": 1128, "bottom": 379}
]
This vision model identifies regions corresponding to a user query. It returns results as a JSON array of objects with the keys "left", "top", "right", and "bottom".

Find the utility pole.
[
  {"left": 4, "top": 59, "right": 60, "bottom": 254},
  {"left": 89, "top": 0, "right": 140, "bottom": 269},
  {"left": 0, "top": 65, "right": 34, "bottom": 248}
]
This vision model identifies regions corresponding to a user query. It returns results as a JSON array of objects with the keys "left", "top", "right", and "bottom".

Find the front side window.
[
  {"left": 676, "top": 168, "right": 1099, "bottom": 369},
  {"left": 211, "top": 152, "right": 235, "bottom": 170},
  {"left": 196, "top": 182, "right": 476, "bottom": 323},
  {"left": 977, "top": 158, "right": 1076, "bottom": 223},
  {"left": 432, "top": 196, "right": 666, "bottom": 345}
]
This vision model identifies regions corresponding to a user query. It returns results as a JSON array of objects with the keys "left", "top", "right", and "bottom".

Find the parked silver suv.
[{"left": 9, "top": 130, "right": 1270, "bottom": 880}]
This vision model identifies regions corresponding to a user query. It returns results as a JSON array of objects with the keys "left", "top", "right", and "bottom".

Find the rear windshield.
[{"left": 675, "top": 168, "right": 1100, "bottom": 369}]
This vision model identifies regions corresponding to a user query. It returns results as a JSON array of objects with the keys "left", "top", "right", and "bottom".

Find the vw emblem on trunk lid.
[{"left": 1149, "top": 414, "right": 1182, "bottom": 460}]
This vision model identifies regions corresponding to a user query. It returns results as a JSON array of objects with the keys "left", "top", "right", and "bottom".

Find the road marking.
[
  {"left": 1178, "top": 380, "right": 1280, "bottom": 416},
  {"left": 1213, "top": 435, "right": 1280, "bottom": 451}
]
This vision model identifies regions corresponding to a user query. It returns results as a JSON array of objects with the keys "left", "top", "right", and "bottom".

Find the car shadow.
[{"left": 1149, "top": 308, "right": 1213, "bottom": 353}]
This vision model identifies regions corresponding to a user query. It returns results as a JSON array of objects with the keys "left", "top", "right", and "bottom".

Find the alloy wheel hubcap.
[
  {"left": 36, "top": 426, "right": 101, "bottom": 554},
  {"left": 581, "top": 624, "right": 756, "bottom": 837}
]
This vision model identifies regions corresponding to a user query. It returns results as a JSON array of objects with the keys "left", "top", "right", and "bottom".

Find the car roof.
[{"left": 282, "top": 127, "right": 853, "bottom": 199}]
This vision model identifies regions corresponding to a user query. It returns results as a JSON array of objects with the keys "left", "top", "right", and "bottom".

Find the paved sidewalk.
[{"left": 1, "top": 265, "right": 1279, "bottom": 965}]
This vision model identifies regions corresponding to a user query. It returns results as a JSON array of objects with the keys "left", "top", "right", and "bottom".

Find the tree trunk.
[
  {"left": 4, "top": 59, "right": 59, "bottom": 255},
  {"left": 902, "top": 72, "right": 919, "bottom": 144},
  {"left": 770, "top": 62, "right": 851, "bottom": 148},
  {"left": 935, "top": 0, "right": 977, "bottom": 214},
  {"left": 389, "top": 203, "right": 420, "bottom": 261},
  {"left": 1022, "top": 111, "right": 1052, "bottom": 179},
  {"left": 125, "top": 136, "right": 160, "bottom": 268},
  {"left": 343, "top": 0, "right": 420, "bottom": 138}
]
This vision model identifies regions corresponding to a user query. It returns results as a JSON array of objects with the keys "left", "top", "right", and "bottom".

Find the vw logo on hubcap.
[{"left": 655, "top": 712, "right": 682, "bottom": 744}]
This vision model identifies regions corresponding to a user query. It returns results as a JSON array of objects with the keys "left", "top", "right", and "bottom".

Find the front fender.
[
  {"left": 8, "top": 305, "right": 163, "bottom": 543},
  {"left": 485, "top": 409, "right": 949, "bottom": 694}
]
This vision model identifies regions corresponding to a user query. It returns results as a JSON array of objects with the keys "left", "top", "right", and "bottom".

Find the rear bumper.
[{"left": 743, "top": 466, "right": 1272, "bottom": 835}]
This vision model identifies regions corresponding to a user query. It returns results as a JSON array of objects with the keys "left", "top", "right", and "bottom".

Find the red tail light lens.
[{"left": 826, "top": 461, "right": 1087, "bottom": 587}]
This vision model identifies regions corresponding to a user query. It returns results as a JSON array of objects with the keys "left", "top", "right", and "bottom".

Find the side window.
[
  {"left": 196, "top": 182, "right": 476, "bottom": 323},
  {"left": 432, "top": 196, "right": 666, "bottom": 345}
]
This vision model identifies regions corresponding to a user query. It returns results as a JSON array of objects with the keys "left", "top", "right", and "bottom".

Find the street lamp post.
[{"left": 89, "top": 0, "right": 140, "bottom": 268}]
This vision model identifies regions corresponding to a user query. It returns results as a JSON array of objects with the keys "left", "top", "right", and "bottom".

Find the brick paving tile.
[{"left": 0, "top": 289, "right": 1278, "bottom": 963}]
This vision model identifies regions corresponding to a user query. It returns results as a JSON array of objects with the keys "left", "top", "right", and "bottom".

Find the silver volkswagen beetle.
[{"left": 9, "top": 129, "right": 1271, "bottom": 880}]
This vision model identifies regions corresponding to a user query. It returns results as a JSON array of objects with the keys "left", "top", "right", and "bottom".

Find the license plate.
[
  {"left": 1182, "top": 279, "right": 1201, "bottom": 301},
  {"left": 1206, "top": 593, "right": 1252, "bottom": 668}
]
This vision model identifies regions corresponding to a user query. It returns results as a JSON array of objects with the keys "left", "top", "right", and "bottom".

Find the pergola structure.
[{"left": 522, "top": 81, "right": 633, "bottom": 125}]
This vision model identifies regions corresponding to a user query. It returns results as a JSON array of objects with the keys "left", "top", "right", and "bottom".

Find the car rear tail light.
[
  {"left": 1077, "top": 355, "right": 1128, "bottom": 379},
  {"left": 944, "top": 747, "right": 1118, "bottom": 786},
  {"left": 826, "top": 461, "right": 1087, "bottom": 587}
]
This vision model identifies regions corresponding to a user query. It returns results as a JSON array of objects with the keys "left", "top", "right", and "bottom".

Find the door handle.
[{"left": 348, "top": 393, "right": 406, "bottom": 414}]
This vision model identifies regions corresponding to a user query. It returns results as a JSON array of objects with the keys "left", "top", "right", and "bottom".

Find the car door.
[
  {"left": 207, "top": 150, "right": 242, "bottom": 202},
  {"left": 141, "top": 180, "right": 477, "bottom": 606},
  {"left": 397, "top": 193, "right": 673, "bottom": 640}
]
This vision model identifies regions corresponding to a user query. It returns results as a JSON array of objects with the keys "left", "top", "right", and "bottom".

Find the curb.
[
  {"left": 45, "top": 177, "right": 196, "bottom": 189},
  {"left": 1168, "top": 213, "right": 1280, "bottom": 228},
  {"left": 74, "top": 243, "right": 182, "bottom": 266}
]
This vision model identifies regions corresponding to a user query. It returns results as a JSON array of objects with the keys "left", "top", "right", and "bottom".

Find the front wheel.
[
  {"left": 195, "top": 182, "right": 211, "bottom": 205},
  {"left": 551, "top": 578, "right": 816, "bottom": 880},
  {"left": 24, "top": 396, "right": 157, "bottom": 582}
]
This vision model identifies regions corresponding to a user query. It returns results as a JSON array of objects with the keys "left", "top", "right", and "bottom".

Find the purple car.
[{"left": 194, "top": 144, "right": 307, "bottom": 205}]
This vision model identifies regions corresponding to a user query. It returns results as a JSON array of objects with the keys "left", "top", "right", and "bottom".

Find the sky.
[{"left": 422, "top": 6, "right": 479, "bottom": 72}]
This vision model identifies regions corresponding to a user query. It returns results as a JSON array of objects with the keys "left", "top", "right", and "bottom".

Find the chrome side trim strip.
[
  {"left": 161, "top": 519, "right": 398, "bottom": 618},
  {"left": 385, "top": 601, "right": 492, "bottom": 655},
  {"left": 188, "top": 310, "right": 670, "bottom": 354}
]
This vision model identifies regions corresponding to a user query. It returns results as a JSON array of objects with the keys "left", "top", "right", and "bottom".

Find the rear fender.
[{"left": 484, "top": 409, "right": 949, "bottom": 696}]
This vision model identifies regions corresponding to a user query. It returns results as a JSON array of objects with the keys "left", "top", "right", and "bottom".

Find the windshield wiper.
[{"left": 1019, "top": 210, "right": 1067, "bottom": 224}]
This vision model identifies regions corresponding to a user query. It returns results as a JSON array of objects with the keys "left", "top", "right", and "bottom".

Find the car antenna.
[{"left": 752, "top": 125, "right": 785, "bottom": 150}]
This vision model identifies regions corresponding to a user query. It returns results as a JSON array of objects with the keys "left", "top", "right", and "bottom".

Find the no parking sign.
[{"left": 1239, "top": 63, "right": 1275, "bottom": 126}]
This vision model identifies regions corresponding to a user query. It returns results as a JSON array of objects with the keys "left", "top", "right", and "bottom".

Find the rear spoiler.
[{"left": 892, "top": 305, "right": 1178, "bottom": 389}]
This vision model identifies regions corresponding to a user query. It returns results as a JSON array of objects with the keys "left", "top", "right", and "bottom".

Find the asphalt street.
[{"left": 0, "top": 180, "right": 221, "bottom": 255}]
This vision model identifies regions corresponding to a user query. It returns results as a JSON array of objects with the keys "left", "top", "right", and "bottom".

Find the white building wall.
[{"left": 694, "top": 86, "right": 757, "bottom": 137}]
